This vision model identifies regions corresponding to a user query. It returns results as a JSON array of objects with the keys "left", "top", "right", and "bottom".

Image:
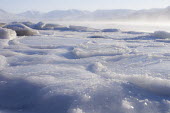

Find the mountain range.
[{"left": 1, "top": 6, "right": 170, "bottom": 22}]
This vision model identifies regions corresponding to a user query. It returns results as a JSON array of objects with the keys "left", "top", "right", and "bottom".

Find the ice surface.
[{"left": 0, "top": 23, "right": 170, "bottom": 113}]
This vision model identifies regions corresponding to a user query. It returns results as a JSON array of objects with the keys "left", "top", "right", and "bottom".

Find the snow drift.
[
  {"left": 31, "top": 22, "right": 99, "bottom": 32},
  {"left": 4, "top": 23, "right": 39, "bottom": 36}
]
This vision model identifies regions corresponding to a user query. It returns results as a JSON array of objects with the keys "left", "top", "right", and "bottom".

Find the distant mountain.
[
  {"left": 0, "top": 9, "right": 11, "bottom": 18},
  {"left": 1, "top": 7, "right": 170, "bottom": 22},
  {"left": 40, "top": 7, "right": 170, "bottom": 21},
  {"left": 127, "top": 6, "right": 170, "bottom": 21},
  {"left": 87, "top": 9, "right": 135, "bottom": 20},
  {"left": 18, "top": 11, "right": 43, "bottom": 18},
  {"left": 0, "top": 9, "right": 21, "bottom": 22},
  {"left": 41, "top": 9, "right": 136, "bottom": 21},
  {"left": 0, "top": 9, "right": 7, "bottom": 14},
  {"left": 43, "top": 9, "right": 90, "bottom": 20}
]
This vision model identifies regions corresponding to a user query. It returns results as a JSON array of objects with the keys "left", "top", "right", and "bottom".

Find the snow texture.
[{"left": 0, "top": 22, "right": 170, "bottom": 113}]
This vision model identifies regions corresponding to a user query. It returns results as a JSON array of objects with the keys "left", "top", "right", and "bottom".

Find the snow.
[
  {"left": 0, "top": 55, "right": 7, "bottom": 70},
  {"left": 0, "top": 22, "right": 170, "bottom": 113},
  {"left": 3, "top": 23, "right": 39, "bottom": 36},
  {"left": 0, "top": 28, "right": 16, "bottom": 40},
  {"left": 101, "top": 28, "right": 120, "bottom": 32},
  {"left": 88, "top": 35, "right": 109, "bottom": 39},
  {"left": 72, "top": 42, "right": 131, "bottom": 58},
  {"left": 151, "top": 31, "right": 170, "bottom": 39}
]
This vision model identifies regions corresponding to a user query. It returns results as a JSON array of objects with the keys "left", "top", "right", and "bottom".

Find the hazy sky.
[{"left": 0, "top": 0, "right": 170, "bottom": 13}]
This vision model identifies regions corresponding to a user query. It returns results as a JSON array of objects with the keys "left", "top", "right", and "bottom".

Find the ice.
[
  {"left": 122, "top": 74, "right": 170, "bottom": 96},
  {"left": 0, "top": 23, "right": 6, "bottom": 27},
  {"left": 122, "top": 100, "right": 134, "bottom": 110},
  {"left": 32, "top": 22, "right": 63, "bottom": 30},
  {"left": 0, "top": 55, "right": 7, "bottom": 70},
  {"left": 4, "top": 23, "right": 39, "bottom": 36},
  {"left": 122, "top": 31, "right": 145, "bottom": 35},
  {"left": 101, "top": 28, "right": 120, "bottom": 32},
  {"left": 151, "top": 31, "right": 170, "bottom": 39},
  {"left": 32, "top": 22, "right": 45, "bottom": 30},
  {"left": 72, "top": 42, "right": 131, "bottom": 58},
  {"left": 88, "top": 35, "right": 109, "bottom": 39},
  {"left": 21, "top": 21, "right": 35, "bottom": 28},
  {"left": 68, "top": 25, "right": 99, "bottom": 32},
  {"left": 69, "top": 108, "right": 85, "bottom": 113},
  {"left": 0, "top": 23, "right": 170, "bottom": 113},
  {"left": 0, "top": 28, "right": 17, "bottom": 48},
  {"left": 0, "top": 28, "right": 16, "bottom": 40}
]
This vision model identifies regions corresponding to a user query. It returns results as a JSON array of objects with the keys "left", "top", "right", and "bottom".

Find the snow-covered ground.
[{"left": 0, "top": 23, "right": 170, "bottom": 113}]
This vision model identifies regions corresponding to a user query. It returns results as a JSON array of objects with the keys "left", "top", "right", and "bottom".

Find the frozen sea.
[{"left": 0, "top": 22, "right": 170, "bottom": 113}]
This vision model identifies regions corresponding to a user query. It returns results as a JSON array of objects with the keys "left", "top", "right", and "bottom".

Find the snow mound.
[
  {"left": 55, "top": 25, "right": 99, "bottom": 32},
  {"left": 151, "top": 31, "right": 170, "bottom": 39},
  {"left": 43, "top": 23, "right": 63, "bottom": 30},
  {"left": 88, "top": 62, "right": 107, "bottom": 73},
  {"left": 27, "top": 22, "right": 98, "bottom": 32},
  {"left": 123, "top": 31, "right": 145, "bottom": 34},
  {"left": 69, "top": 108, "right": 85, "bottom": 113},
  {"left": 121, "top": 74, "right": 170, "bottom": 96},
  {"left": 33, "top": 22, "right": 67, "bottom": 30},
  {"left": 0, "top": 27, "right": 16, "bottom": 39},
  {"left": 7, "top": 21, "right": 35, "bottom": 29},
  {"left": 54, "top": 26, "right": 70, "bottom": 31},
  {"left": 32, "top": 22, "right": 45, "bottom": 30},
  {"left": 22, "top": 21, "right": 35, "bottom": 28},
  {"left": 0, "top": 64, "right": 103, "bottom": 113},
  {"left": 69, "top": 25, "right": 98, "bottom": 32},
  {"left": 0, "top": 23, "right": 6, "bottom": 27},
  {"left": 4, "top": 23, "right": 39, "bottom": 36}
]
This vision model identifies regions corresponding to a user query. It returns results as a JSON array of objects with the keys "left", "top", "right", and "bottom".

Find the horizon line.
[{"left": 1, "top": 6, "right": 170, "bottom": 14}]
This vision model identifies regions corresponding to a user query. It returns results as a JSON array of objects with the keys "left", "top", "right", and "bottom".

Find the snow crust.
[{"left": 0, "top": 23, "right": 170, "bottom": 113}]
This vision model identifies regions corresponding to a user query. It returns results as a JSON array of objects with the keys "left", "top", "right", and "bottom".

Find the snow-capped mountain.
[
  {"left": 1, "top": 6, "right": 170, "bottom": 22},
  {"left": 127, "top": 6, "right": 170, "bottom": 21},
  {"left": 0, "top": 9, "right": 7, "bottom": 14},
  {"left": 43, "top": 9, "right": 90, "bottom": 20},
  {"left": 17, "top": 10, "right": 43, "bottom": 18},
  {"left": 87, "top": 9, "right": 135, "bottom": 20},
  {"left": 0, "top": 9, "right": 12, "bottom": 19},
  {"left": 0, "top": 9, "right": 22, "bottom": 22}
]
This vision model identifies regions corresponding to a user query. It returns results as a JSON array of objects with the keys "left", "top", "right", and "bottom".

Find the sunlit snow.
[{"left": 0, "top": 22, "right": 170, "bottom": 113}]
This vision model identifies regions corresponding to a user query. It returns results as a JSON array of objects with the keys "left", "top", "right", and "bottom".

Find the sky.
[{"left": 0, "top": 0, "right": 170, "bottom": 13}]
